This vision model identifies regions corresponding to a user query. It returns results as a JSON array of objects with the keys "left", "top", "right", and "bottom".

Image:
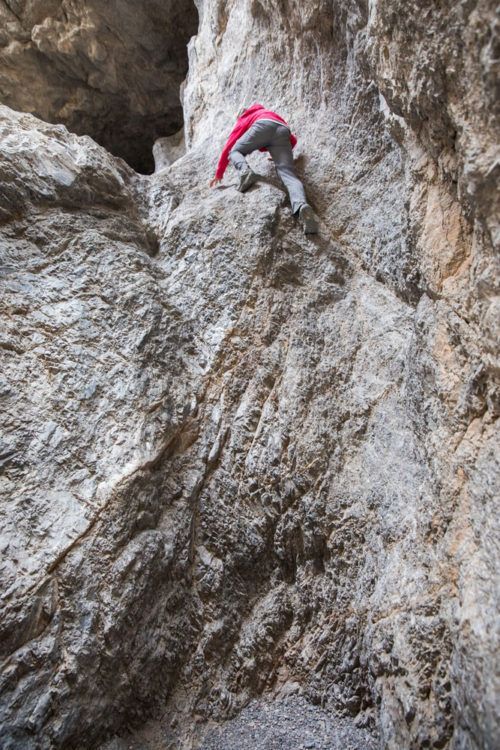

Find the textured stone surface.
[
  {"left": 0, "top": 0, "right": 198, "bottom": 172},
  {"left": 0, "top": 1, "right": 499, "bottom": 750},
  {"left": 100, "top": 695, "right": 378, "bottom": 750}
]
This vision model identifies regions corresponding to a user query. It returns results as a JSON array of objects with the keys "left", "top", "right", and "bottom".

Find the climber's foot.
[
  {"left": 299, "top": 204, "right": 319, "bottom": 234},
  {"left": 238, "top": 169, "right": 258, "bottom": 193}
]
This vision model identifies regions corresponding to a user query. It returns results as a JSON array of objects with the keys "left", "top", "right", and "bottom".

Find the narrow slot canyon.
[{"left": 0, "top": 1, "right": 498, "bottom": 750}]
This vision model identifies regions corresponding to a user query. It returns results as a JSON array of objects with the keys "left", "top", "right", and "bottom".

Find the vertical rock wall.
[{"left": 0, "top": 1, "right": 498, "bottom": 749}]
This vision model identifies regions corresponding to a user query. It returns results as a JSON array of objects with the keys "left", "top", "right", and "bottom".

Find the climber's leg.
[
  {"left": 229, "top": 120, "right": 275, "bottom": 171},
  {"left": 229, "top": 148, "right": 249, "bottom": 172},
  {"left": 268, "top": 125, "right": 307, "bottom": 215},
  {"left": 230, "top": 120, "right": 275, "bottom": 192},
  {"left": 268, "top": 126, "right": 318, "bottom": 233}
]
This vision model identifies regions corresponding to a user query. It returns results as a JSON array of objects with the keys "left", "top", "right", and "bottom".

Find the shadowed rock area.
[
  {"left": 0, "top": 0, "right": 199, "bottom": 172},
  {"left": 0, "top": 1, "right": 498, "bottom": 749}
]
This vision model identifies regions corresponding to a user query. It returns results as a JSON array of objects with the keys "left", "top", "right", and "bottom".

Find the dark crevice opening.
[
  {"left": 0, "top": 0, "right": 199, "bottom": 174},
  {"left": 77, "top": 3, "right": 200, "bottom": 175},
  {"left": 87, "top": 102, "right": 187, "bottom": 176}
]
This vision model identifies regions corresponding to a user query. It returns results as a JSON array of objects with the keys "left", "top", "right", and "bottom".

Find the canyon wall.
[{"left": 0, "top": 1, "right": 498, "bottom": 749}]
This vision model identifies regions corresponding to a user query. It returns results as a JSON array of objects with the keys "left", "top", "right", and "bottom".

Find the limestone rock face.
[
  {"left": 0, "top": 0, "right": 198, "bottom": 172},
  {"left": 0, "top": 2, "right": 498, "bottom": 750}
]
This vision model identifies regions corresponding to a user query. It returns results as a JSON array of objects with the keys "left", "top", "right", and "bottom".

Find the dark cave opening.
[
  {"left": 87, "top": 101, "right": 187, "bottom": 176},
  {"left": 0, "top": 0, "right": 200, "bottom": 175}
]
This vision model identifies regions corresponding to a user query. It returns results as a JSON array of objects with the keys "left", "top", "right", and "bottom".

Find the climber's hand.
[
  {"left": 209, "top": 177, "right": 221, "bottom": 188},
  {"left": 267, "top": 156, "right": 273, "bottom": 162}
]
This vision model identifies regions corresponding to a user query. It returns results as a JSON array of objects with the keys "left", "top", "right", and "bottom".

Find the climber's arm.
[
  {"left": 209, "top": 145, "right": 231, "bottom": 187},
  {"left": 213, "top": 143, "right": 231, "bottom": 182},
  {"left": 210, "top": 116, "right": 254, "bottom": 187},
  {"left": 209, "top": 123, "right": 243, "bottom": 186}
]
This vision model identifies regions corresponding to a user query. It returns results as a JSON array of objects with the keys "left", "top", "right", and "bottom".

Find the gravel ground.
[
  {"left": 101, "top": 695, "right": 378, "bottom": 750},
  {"left": 197, "top": 696, "right": 378, "bottom": 750}
]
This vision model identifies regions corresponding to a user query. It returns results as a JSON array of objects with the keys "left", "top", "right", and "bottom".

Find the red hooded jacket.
[{"left": 215, "top": 103, "right": 297, "bottom": 180}]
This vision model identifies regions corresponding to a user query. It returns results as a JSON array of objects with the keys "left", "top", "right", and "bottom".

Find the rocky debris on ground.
[
  {"left": 198, "top": 696, "right": 378, "bottom": 750},
  {"left": 101, "top": 695, "right": 378, "bottom": 750}
]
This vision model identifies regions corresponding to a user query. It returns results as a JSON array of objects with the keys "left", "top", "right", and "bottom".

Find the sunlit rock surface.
[{"left": 0, "top": 1, "right": 498, "bottom": 749}]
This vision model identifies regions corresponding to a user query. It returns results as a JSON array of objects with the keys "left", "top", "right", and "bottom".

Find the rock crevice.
[{"left": 0, "top": 0, "right": 199, "bottom": 172}]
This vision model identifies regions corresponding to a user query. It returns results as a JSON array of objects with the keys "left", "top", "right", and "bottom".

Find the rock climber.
[{"left": 209, "top": 103, "right": 319, "bottom": 234}]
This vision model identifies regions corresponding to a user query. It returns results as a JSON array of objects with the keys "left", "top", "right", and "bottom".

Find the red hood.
[{"left": 241, "top": 103, "right": 265, "bottom": 117}]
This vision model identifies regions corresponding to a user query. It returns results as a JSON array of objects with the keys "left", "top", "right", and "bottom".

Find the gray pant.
[{"left": 229, "top": 120, "right": 307, "bottom": 215}]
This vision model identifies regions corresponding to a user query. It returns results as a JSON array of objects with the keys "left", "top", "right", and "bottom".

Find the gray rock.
[
  {"left": 153, "top": 130, "right": 186, "bottom": 173},
  {"left": 0, "top": 2, "right": 498, "bottom": 750},
  {"left": 196, "top": 696, "right": 376, "bottom": 750}
]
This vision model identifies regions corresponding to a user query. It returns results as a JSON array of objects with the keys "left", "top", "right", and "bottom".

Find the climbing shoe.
[
  {"left": 237, "top": 169, "right": 258, "bottom": 193},
  {"left": 299, "top": 204, "right": 319, "bottom": 234}
]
